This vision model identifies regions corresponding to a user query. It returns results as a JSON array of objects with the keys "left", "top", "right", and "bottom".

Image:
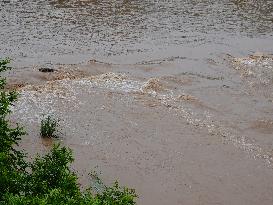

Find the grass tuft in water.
[{"left": 40, "top": 116, "right": 60, "bottom": 138}]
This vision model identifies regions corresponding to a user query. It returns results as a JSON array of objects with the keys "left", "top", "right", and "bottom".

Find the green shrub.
[
  {"left": 0, "top": 59, "right": 137, "bottom": 205},
  {"left": 40, "top": 116, "right": 60, "bottom": 138},
  {"left": 0, "top": 58, "right": 28, "bottom": 200}
]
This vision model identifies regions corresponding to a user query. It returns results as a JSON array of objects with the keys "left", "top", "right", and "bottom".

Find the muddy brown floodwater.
[{"left": 1, "top": 0, "right": 273, "bottom": 204}]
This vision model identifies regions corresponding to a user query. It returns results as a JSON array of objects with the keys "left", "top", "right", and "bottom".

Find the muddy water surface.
[
  {"left": 1, "top": 0, "right": 273, "bottom": 66},
  {"left": 2, "top": 0, "right": 273, "bottom": 204}
]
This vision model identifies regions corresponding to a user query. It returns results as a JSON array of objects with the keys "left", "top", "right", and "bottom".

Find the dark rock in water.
[{"left": 39, "top": 68, "right": 55, "bottom": 73}]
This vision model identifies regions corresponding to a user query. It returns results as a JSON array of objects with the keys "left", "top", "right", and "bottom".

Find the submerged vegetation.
[
  {"left": 40, "top": 116, "right": 60, "bottom": 138},
  {"left": 0, "top": 59, "right": 137, "bottom": 204}
]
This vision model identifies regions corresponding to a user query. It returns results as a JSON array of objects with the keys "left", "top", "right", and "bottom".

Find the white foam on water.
[{"left": 12, "top": 72, "right": 273, "bottom": 166}]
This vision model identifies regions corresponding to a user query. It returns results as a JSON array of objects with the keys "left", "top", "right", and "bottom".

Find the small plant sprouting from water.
[{"left": 40, "top": 115, "right": 60, "bottom": 138}]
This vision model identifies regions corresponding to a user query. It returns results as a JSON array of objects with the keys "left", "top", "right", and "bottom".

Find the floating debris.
[{"left": 39, "top": 67, "right": 55, "bottom": 73}]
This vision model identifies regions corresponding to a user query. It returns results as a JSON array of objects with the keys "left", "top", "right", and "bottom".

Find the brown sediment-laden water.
[{"left": 1, "top": 0, "right": 273, "bottom": 204}]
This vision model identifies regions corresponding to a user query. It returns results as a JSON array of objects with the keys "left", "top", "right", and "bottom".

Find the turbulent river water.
[
  {"left": 1, "top": 0, "right": 273, "bottom": 66},
  {"left": 1, "top": 1, "right": 273, "bottom": 205}
]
